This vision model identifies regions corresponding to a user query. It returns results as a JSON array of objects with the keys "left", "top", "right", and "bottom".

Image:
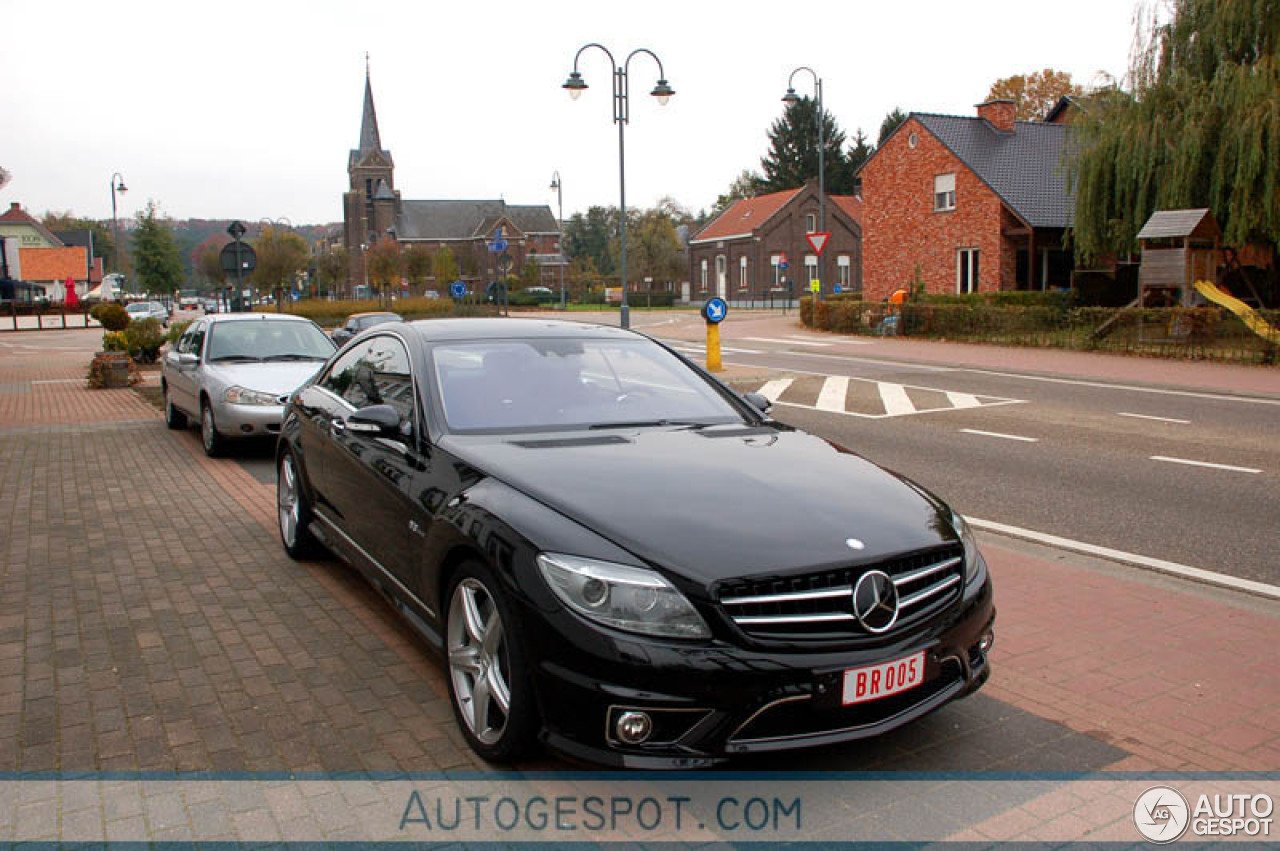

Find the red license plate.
[{"left": 841, "top": 650, "right": 925, "bottom": 705}]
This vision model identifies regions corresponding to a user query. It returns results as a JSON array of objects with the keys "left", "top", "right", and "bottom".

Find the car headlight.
[
  {"left": 223, "top": 386, "right": 279, "bottom": 406},
  {"left": 536, "top": 553, "right": 711, "bottom": 639},
  {"left": 952, "top": 512, "right": 982, "bottom": 581}
]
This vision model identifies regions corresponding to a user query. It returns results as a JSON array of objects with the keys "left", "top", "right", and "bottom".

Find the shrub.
[
  {"left": 167, "top": 320, "right": 192, "bottom": 344},
  {"left": 91, "top": 302, "right": 130, "bottom": 331},
  {"left": 101, "top": 331, "right": 128, "bottom": 352},
  {"left": 123, "top": 317, "right": 166, "bottom": 363},
  {"left": 281, "top": 296, "right": 459, "bottom": 326}
]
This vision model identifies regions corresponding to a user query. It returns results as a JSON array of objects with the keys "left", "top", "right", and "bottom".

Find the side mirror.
[
  {"left": 177, "top": 352, "right": 198, "bottom": 367},
  {"left": 346, "top": 403, "right": 403, "bottom": 437},
  {"left": 744, "top": 392, "right": 773, "bottom": 414}
]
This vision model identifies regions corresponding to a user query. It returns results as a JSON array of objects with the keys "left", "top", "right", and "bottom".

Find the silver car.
[
  {"left": 162, "top": 313, "right": 336, "bottom": 456},
  {"left": 126, "top": 300, "right": 170, "bottom": 327}
]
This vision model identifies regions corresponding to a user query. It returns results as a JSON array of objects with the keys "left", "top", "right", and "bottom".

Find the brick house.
[
  {"left": 18, "top": 246, "right": 90, "bottom": 301},
  {"left": 688, "top": 180, "right": 861, "bottom": 302},
  {"left": 342, "top": 69, "right": 560, "bottom": 292},
  {"left": 858, "top": 99, "right": 1075, "bottom": 300}
]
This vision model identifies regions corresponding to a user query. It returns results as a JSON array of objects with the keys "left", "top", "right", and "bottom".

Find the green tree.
[
  {"left": 250, "top": 226, "right": 309, "bottom": 307},
  {"left": 519, "top": 258, "right": 541, "bottom": 289},
  {"left": 432, "top": 245, "right": 459, "bottom": 287},
  {"left": 620, "top": 210, "right": 684, "bottom": 286},
  {"left": 1069, "top": 0, "right": 1280, "bottom": 260},
  {"left": 314, "top": 246, "right": 348, "bottom": 297},
  {"left": 877, "top": 108, "right": 906, "bottom": 146},
  {"left": 563, "top": 206, "right": 618, "bottom": 279},
  {"left": 712, "top": 169, "right": 764, "bottom": 215},
  {"left": 758, "top": 96, "right": 855, "bottom": 195},
  {"left": 403, "top": 244, "right": 433, "bottom": 290},
  {"left": 988, "top": 68, "right": 1084, "bottom": 121},
  {"left": 131, "top": 201, "right": 184, "bottom": 294},
  {"left": 847, "top": 129, "right": 874, "bottom": 193}
]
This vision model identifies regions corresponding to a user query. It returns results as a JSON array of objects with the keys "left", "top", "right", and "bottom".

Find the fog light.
[
  {"left": 615, "top": 711, "right": 653, "bottom": 745},
  {"left": 978, "top": 630, "right": 995, "bottom": 653}
]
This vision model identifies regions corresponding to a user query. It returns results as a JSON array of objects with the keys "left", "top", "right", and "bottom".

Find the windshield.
[
  {"left": 432, "top": 338, "right": 743, "bottom": 432},
  {"left": 127, "top": 303, "right": 149, "bottom": 314},
  {"left": 206, "top": 320, "right": 336, "bottom": 362}
]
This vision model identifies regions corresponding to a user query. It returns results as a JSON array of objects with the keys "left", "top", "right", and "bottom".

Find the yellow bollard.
[{"left": 706, "top": 321, "right": 722, "bottom": 372}]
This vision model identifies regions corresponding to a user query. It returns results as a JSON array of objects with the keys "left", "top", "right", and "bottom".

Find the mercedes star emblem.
[{"left": 852, "top": 569, "right": 900, "bottom": 634}]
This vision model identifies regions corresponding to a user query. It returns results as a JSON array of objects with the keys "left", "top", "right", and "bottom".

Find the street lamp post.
[
  {"left": 549, "top": 170, "right": 566, "bottom": 310},
  {"left": 782, "top": 67, "right": 824, "bottom": 301},
  {"left": 109, "top": 172, "right": 127, "bottom": 288},
  {"left": 563, "top": 43, "right": 675, "bottom": 330}
]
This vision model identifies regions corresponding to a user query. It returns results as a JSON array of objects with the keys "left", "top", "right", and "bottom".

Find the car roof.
[
  {"left": 201, "top": 312, "right": 317, "bottom": 324},
  {"left": 405, "top": 317, "right": 639, "bottom": 342},
  {"left": 350, "top": 311, "right": 401, "bottom": 319}
]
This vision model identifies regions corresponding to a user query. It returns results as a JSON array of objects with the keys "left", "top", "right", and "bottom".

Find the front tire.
[
  {"left": 445, "top": 562, "right": 538, "bottom": 762},
  {"left": 200, "top": 400, "right": 224, "bottom": 457},
  {"left": 163, "top": 383, "right": 187, "bottom": 430},
  {"left": 277, "top": 449, "right": 319, "bottom": 559}
]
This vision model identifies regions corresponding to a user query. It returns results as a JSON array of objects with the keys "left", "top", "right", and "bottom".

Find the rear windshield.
[
  {"left": 206, "top": 320, "right": 336, "bottom": 362},
  {"left": 431, "top": 337, "right": 741, "bottom": 432}
]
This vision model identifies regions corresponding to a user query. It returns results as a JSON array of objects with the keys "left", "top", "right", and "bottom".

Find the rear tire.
[
  {"left": 163, "top": 383, "right": 187, "bottom": 430},
  {"left": 200, "top": 400, "right": 224, "bottom": 457},
  {"left": 277, "top": 449, "right": 319, "bottom": 559},
  {"left": 444, "top": 561, "right": 538, "bottom": 763}
]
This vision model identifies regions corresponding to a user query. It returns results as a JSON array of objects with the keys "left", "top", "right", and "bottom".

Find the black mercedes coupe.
[{"left": 276, "top": 318, "right": 995, "bottom": 768}]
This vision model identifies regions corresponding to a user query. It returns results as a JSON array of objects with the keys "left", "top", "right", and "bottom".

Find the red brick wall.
[{"left": 861, "top": 117, "right": 1009, "bottom": 300}]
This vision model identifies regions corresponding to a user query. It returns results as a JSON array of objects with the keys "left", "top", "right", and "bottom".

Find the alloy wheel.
[
  {"left": 277, "top": 455, "right": 299, "bottom": 548},
  {"left": 447, "top": 578, "right": 512, "bottom": 745}
]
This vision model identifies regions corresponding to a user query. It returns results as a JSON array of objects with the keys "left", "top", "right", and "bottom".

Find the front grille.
[{"left": 718, "top": 544, "right": 964, "bottom": 640}]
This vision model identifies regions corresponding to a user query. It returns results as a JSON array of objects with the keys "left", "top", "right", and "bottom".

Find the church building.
[{"left": 342, "top": 69, "right": 562, "bottom": 290}]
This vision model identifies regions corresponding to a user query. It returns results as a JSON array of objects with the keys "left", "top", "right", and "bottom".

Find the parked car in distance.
[
  {"left": 422, "top": 290, "right": 441, "bottom": 300},
  {"left": 331, "top": 311, "right": 403, "bottom": 347},
  {"left": 162, "top": 313, "right": 336, "bottom": 456},
  {"left": 523, "top": 286, "right": 555, "bottom": 303},
  {"left": 126, "top": 301, "right": 170, "bottom": 327},
  {"left": 276, "top": 318, "right": 995, "bottom": 768}
]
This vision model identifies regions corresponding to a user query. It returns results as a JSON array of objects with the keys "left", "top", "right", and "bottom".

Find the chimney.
[
  {"left": 976, "top": 99, "right": 1016, "bottom": 133},
  {"left": 9, "top": 202, "right": 20, "bottom": 212}
]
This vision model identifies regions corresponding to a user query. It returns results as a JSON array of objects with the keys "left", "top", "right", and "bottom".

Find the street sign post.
[
  {"left": 806, "top": 232, "right": 831, "bottom": 255},
  {"left": 449, "top": 280, "right": 467, "bottom": 299},
  {"left": 702, "top": 297, "right": 728, "bottom": 372}
]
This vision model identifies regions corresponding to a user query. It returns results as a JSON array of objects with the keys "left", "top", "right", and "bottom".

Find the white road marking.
[
  {"left": 1117, "top": 412, "right": 1190, "bottom": 424},
  {"left": 659, "top": 339, "right": 761, "bottom": 354},
  {"left": 945, "top": 391, "right": 982, "bottom": 409},
  {"left": 878, "top": 382, "right": 916, "bottom": 417},
  {"left": 30, "top": 378, "right": 83, "bottom": 385},
  {"left": 756, "top": 378, "right": 794, "bottom": 402},
  {"left": 815, "top": 376, "right": 850, "bottom": 412},
  {"left": 752, "top": 370, "right": 1027, "bottom": 419},
  {"left": 967, "top": 516, "right": 1280, "bottom": 600},
  {"left": 960, "top": 428, "right": 1039, "bottom": 443},
  {"left": 742, "top": 336, "right": 832, "bottom": 347},
  {"left": 1150, "top": 455, "right": 1261, "bottom": 474},
  {"left": 784, "top": 335, "right": 873, "bottom": 346},
  {"left": 961, "top": 368, "right": 1280, "bottom": 407}
]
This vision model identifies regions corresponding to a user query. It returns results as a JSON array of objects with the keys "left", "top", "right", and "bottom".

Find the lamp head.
[
  {"left": 782, "top": 88, "right": 800, "bottom": 105},
  {"left": 563, "top": 71, "right": 587, "bottom": 100},
  {"left": 550, "top": 176, "right": 560, "bottom": 191},
  {"left": 116, "top": 180, "right": 128, "bottom": 194},
  {"left": 650, "top": 79, "right": 675, "bottom": 106}
]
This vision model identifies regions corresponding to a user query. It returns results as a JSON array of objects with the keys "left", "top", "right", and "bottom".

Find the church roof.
[
  {"left": 348, "top": 69, "right": 394, "bottom": 169},
  {"left": 397, "top": 201, "right": 558, "bottom": 241}
]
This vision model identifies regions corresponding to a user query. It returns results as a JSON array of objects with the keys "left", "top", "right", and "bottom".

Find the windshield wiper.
[
  {"left": 263, "top": 353, "right": 326, "bottom": 361},
  {"left": 589, "top": 420, "right": 712, "bottom": 430},
  {"left": 208, "top": 355, "right": 264, "bottom": 363}
]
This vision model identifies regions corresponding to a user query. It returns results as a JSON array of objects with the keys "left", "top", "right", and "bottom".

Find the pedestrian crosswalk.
[{"left": 754, "top": 375, "right": 1025, "bottom": 419}]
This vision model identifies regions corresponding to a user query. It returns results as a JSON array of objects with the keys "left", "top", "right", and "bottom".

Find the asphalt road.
[{"left": 635, "top": 316, "right": 1280, "bottom": 586}]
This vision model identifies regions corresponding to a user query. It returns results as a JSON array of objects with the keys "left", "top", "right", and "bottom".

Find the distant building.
[
  {"left": 341, "top": 68, "right": 561, "bottom": 291},
  {"left": 688, "top": 181, "right": 862, "bottom": 302},
  {"left": 18, "top": 246, "right": 89, "bottom": 301},
  {"left": 0, "top": 203, "right": 99, "bottom": 301},
  {"left": 858, "top": 99, "right": 1077, "bottom": 299}
]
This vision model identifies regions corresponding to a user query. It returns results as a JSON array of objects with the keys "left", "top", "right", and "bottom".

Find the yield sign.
[{"left": 807, "top": 232, "right": 832, "bottom": 256}]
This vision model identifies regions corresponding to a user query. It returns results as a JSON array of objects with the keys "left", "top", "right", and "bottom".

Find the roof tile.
[
  {"left": 691, "top": 188, "right": 802, "bottom": 243},
  {"left": 19, "top": 246, "right": 88, "bottom": 281}
]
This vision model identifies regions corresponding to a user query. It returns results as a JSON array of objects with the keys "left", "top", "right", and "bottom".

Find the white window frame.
[
  {"left": 804, "top": 254, "right": 818, "bottom": 288},
  {"left": 956, "top": 248, "right": 979, "bottom": 294},
  {"left": 700, "top": 259, "right": 708, "bottom": 291},
  {"left": 837, "top": 255, "right": 851, "bottom": 289},
  {"left": 771, "top": 254, "right": 783, "bottom": 287},
  {"left": 805, "top": 213, "right": 817, "bottom": 233},
  {"left": 738, "top": 256, "right": 748, "bottom": 290},
  {"left": 934, "top": 173, "right": 957, "bottom": 212}
]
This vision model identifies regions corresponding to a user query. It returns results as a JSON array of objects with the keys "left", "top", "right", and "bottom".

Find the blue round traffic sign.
[
  {"left": 450, "top": 280, "right": 467, "bottom": 299},
  {"left": 702, "top": 297, "right": 728, "bottom": 324}
]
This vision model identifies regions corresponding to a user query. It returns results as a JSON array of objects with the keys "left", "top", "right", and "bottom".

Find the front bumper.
[
  {"left": 211, "top": 399, "right": 286, "bottom": 438},
  {"left": 525, "top": 568, "right": 995, "bottom": 769}
]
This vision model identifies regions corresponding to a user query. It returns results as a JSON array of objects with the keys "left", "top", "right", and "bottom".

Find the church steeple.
[{"left": 358, "top": 55, "right": 382, "bottom": 155}]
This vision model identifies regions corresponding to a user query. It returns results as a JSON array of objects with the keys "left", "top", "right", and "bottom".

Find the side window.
[
  {"left": 362, "top": 335, "right": 415, "bottom": 422},
  {"left": 184, "top": 322, "right": 207, "bottom": 358},
  {"left": 320, "top": 347, "right": 367, "bottom": 406}
]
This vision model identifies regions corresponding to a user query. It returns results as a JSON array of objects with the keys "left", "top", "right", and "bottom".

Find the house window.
[
  {"left": 957, "top": 248, "right": 979, "bottom": 294},
  {"left": 804, "top": 254, "right": 818, "bottom": 288},
  {"left": 934, "top": 174, "right": 956, "bottom": 212},
  {"left": 700, "top": 259, "right": 708, "bottom": 292},
  {"left": 738, "top": 256, "right": 748, "bottom": 290},
  {"left": 837, "top": 255, "right": 852, "bottom": 291},
  {"left": 805, "top": 213, "right": 817, "bottom": 233},
  {"left": 771, "top": 255, "right": 783, "bottom": 287}
]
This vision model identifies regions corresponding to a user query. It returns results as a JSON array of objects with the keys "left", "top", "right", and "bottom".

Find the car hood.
[
  {"left": 205, "top": 361, "right": 326, "bottom": 396},
  {"left": 440, "top": 425, "right": 958, "bottom": 587}
]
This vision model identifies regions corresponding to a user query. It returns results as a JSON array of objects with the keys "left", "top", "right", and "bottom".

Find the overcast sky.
[{"left": 2, "top": 0, "right": 1138, "bottom": 226}]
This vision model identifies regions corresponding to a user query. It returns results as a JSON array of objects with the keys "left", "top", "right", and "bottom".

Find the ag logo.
[{"left": 1134, "top": 785, "right": 1190, "bottom": 843}]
